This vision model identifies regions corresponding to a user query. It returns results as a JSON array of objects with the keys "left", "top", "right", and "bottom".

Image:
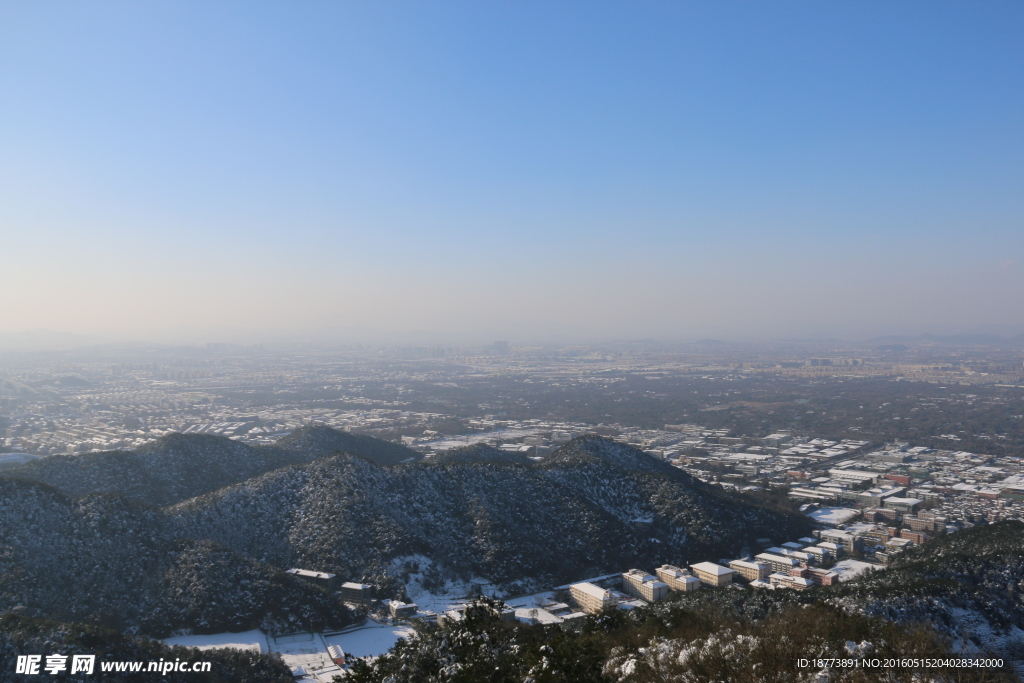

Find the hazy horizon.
[{"left": 3, "top": 2, "right": 1022, "bottom": 344}]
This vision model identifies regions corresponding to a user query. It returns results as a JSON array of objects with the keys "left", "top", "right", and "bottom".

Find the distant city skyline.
[{"left": 2, "top": 1, "right": 1022, "bottom": 343}]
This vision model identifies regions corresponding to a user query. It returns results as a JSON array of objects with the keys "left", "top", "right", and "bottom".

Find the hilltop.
[
  {"left": 274, "top": 424, "right": 422, "bottom": 466},
  {"left": 0, "top": 425, "right": 419, "bottom": 506},
  {"left": 538, "top": 434, "right": 684, "bottom": 476},
  {"left": 429, "top": 443, "right": 533, "bottom": 466},
  {"left": 0, "top": 433, "right": 311, "bottom": 506},
  {"left": 171, "top": 436, "right": 811, "bottom": 593}
]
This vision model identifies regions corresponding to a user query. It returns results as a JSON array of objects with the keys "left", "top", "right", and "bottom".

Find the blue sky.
[{"left": 2, "top": 1, "right": 1022, "bottom": 342}]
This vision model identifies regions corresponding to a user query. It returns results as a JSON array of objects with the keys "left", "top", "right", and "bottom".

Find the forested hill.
[
  {"left": 274, "top": 424, "right": 422, "bottom": 465},
  {"left": 538, "top": 434, "right": 690, "bottom": 477},
  {"left": 429, "top": 443, "right": 533, "bottom": 466},
  {"left": 171, "top": 436, "right": 811, "bottom": 592},
  {"left": 0, "top": 425, "right": 419, "bottom": 506},
  {"left": 0, "top": 433, "right": 311, "bottom": 506},
  {"left": 0, "top": 478, "right": 353, "bottom": 637},
  {"left": 1, "top": 434, "right": 808, "bottom": 640},
  {"left": 834, "top": 519, "right": 1024, "bottom": 651},
  {"left": 343, "top": 522, "right": 1024, "bottom": 683}
]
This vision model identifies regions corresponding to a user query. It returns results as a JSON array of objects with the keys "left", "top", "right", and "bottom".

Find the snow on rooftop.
[
  {"left": 570, "top": 582, "right": 614, "bottom": 599},
  {"left": 288, "top": 569, "right": 336, "bottom": 580},
  {"left": 807, "top": 507, "right": 860, "bottom": 526}
]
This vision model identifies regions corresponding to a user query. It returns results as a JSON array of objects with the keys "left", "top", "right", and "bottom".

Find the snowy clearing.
[
  {"left": 268, "top": 632, "right": 341, "bottom": 682},
  {"left": 163, "top": 629, "right": 267, "bottom": 653},
  {"left": 393, "top": 554, "right": 496, "bottom": 613},
  {"left": 323, "top": 621, "right": 416, "bottom": 659},
  {"left": 832, "top": 559, "right": 881, "bottom": 582}
]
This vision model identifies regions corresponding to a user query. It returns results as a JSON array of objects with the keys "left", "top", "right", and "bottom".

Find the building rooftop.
[
  {"left": 570, "top": 582, "right": 614, "bottom": 600},
  {"left": 286, "top": 569, "right": 336, "bottom": 580},
  {"left": 755, "top": 553, "right": 800, "bottom": 566},
  {"left": 690, "top": 562, "right": 735, "bottom": 576}
]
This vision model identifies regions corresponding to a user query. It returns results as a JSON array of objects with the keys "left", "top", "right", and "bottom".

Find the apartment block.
[
  {"left": 655, "top": 565, "right": 701, "bottom": 592},
  {"left": 806, "top": 567, "right": 839, "bottom": 586},
  {"left": 867, "top": 507, "right": 899, "bottom": 522},
  {"left": 728, "top": 559, "right": 770, "bottom": 582},
  {"left": 803, "top": 546, "right": 829, "bottom": 562},
  {"left": 286, "top": 568, "right": 338, "bottom": 591},
  {"left": 569, "top": 582, "right": 618, "bottom": 614},
  {"left": 900, "top": 529, "right": 928, "bottom": 543},
  {"left": 689, "top": 562, "right": 735, "bottom": 587},
  {"left": 621, "top": 569, "right": 669, "bottom": 602},
  {"left": 389, "top": 601, "right": 418, "bottom": 619},
  {"left": 769, "top": 573, "right": 813, "bottom": 590},
  {"left": 817, "top": 529, "right": 861, "bottom": 553},
  {"left": 340, "top": 581, "right": 373, "bottom": 605},
  {"left": 754, "top": 553, "right": 801, "bottom": 574}
]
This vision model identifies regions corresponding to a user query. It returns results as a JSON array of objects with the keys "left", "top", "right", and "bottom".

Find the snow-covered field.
[
  {"left": 831, "top": 559, "right": 880, "bottom": 582},
  {"left": 807, "top": 507, "right": 860, "bottom": 526},
  {"left": 163, "top": 629, "right": 267, "bottom": 653},
  {"left": 162, "top": 622, "right": 413, "bottom": 681},
  {"left": 268, "top": 632, "right": 342, "bottom": 682},
  {"left": 323, "top": 621, "right": 416, "bottom": 659}
]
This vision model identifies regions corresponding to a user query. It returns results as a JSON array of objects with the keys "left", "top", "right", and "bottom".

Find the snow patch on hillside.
[
  {"left": 163, "top": 629, "right": 267, "bottom": 653},
  {"left": 832, "top": 559, "right": 880, "bottom": 582},
  {"left": 393, "top": 555, "right": 497, "bottom": 613}
]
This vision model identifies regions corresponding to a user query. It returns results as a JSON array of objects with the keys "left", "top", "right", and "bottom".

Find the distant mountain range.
[{"left": 868, "top": 333, "right": 1024, "bottom": 347}]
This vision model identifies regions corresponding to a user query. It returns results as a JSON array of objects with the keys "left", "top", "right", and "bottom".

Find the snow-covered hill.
[
  {"left": 0, "top": 478, "right": 353, "bottom": 636},
  {"left": 429, "top": 443, "right": 533, "bottom": 466},
  {"left": 1, "top": 435, "right": 808, "bottom": 639},
  {"left": 171, "top": 436, "right": 811, "bottom": 593},
  {"left": 274, "top": 424, "right": 422, "bottom": 466},
  {"left": 835, "top": 520, "right": 1024, "bottom": 658},
  {"left": 2, "top": 433, "right": 312, "bottom": 506},
  {"left": 1, "top": 425, "right": 420, "bottom": 506}
]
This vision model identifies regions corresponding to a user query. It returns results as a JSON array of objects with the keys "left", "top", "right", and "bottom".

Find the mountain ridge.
[
  {"left": 169, "top": 436, "right": 810, "bottom": 593},
  {"left": 0, "top": 425, "right": 421, "bottom": 506}
]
